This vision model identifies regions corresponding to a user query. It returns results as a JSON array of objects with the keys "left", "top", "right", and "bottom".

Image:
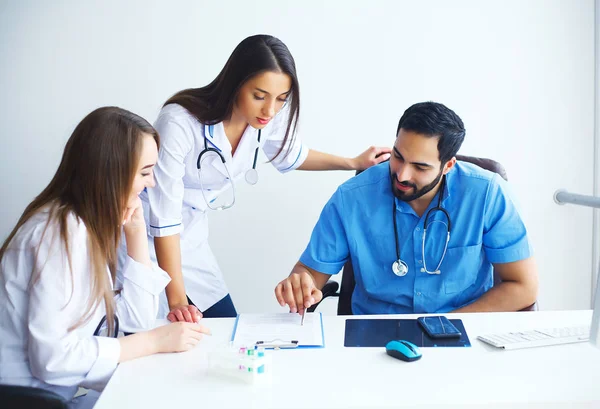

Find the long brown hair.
[
  {"left": 164, "top": 34, "right": 300, "bottom": 161},
  {"left": 0, "top": 107, "right": 159, "bottom": 335}
]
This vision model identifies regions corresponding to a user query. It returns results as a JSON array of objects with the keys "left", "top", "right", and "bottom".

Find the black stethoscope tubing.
[
  {"left": 196, "top": 125, "right": 261, "bottom": 181},
  {"left": 93, "top": 314, "right": 119, "bottom": 338},
  {"left": 392, "top": 175, "right": 452, "bottom": 276}
]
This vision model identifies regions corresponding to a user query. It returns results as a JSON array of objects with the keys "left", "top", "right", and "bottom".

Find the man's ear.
[{"left": 442, "top": 157, "right": 457, "bottom": 175}]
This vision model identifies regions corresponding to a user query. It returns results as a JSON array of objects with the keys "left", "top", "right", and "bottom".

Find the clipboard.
[{"left": 231, "top": 313, "right": 325, "bottom": 349}]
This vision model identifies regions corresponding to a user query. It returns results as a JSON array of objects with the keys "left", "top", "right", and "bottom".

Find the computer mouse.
[{"left": 385, "top": 340, "right": 422, "bottom": 362}]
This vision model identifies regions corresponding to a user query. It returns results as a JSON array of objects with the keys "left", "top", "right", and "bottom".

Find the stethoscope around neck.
[
  {"left": 199, "top": 124, "right": 261, "bottom": 184},
  {"left": 196, "top": 124, "right": 261, "bottom": 210},
  {"left": 392, "top": 175, "right": 452, "bottom": 277},
  {"left": 93, "top": 314, "right": 119, "bottom": 338}
]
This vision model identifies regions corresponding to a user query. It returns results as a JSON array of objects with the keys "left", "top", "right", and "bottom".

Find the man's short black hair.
[{"left": 396, "top": 102, "right": 466, "bottom": 163}]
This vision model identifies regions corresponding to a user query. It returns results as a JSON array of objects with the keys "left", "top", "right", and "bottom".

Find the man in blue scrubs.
[{"left": 275, "top": 102, "right": 538, "bottom": 314}]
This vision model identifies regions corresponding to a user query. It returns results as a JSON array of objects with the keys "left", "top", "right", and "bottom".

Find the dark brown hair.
[{"left": 164, "top": 34, "right": 300, "bottom": 160}]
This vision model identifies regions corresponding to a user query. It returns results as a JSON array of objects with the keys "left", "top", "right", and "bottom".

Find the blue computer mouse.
[{"left": 385, "top": 340, "right": 422, "bottom": 362}]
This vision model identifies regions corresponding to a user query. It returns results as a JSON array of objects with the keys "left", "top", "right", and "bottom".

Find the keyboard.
[{"left": 477, "top": 325, "right": 590, "bottom": 350}]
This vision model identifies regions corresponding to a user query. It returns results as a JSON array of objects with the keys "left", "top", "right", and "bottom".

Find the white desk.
[{"left": 94, "top": 310, "right": 599, "bottom": 409}]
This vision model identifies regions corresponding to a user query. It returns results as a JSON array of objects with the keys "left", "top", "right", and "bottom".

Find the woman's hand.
[
  {"left": 351, "top": 146, "right": 392, "bottom": 170},
  {"left": 150, "top": 321, "right": 211, "bottom": 353},
  {"left": 123, "top": 196, "right": 151, "bottom": 267},
  {"left": 167, "top": 304, "right": 203, "bottom": 323},
  {"left": 123, "top": 196, "right": 145, "bottom": 229}
]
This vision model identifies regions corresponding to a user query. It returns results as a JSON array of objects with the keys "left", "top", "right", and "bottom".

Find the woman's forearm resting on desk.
[
  {"left": 453, "top": 257, "right": 539, "bottom": 312},
  {"left": 297, "top": 147, "right": 392, "bottom": 171},
  {"left": 118, "top": 322, "right": 212, "bottom": 362}
]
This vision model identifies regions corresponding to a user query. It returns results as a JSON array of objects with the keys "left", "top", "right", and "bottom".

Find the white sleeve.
[
  {"left": 261, "top": 109, "right": 309, "bottom": 173},
  {"left": 114, "top": 256, "right": 170, "bottom": 332},
  {"left": 27, "top": 220, "right": 120, "bottom": 392},
  {"left": 147, "top": 112, "right": 195, "bottom": 237}
]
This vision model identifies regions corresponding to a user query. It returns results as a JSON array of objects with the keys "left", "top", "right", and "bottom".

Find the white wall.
[{"left": 0, "top": 0, "right": 595, "bottom": 314}]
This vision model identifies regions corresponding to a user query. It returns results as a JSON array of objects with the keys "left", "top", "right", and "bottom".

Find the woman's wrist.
[
  {"left": 118, "top": 330, "right": 161, "bottom": 362},
  {"left": 165, "top": 281, "right": 188, "bottom": 310},
  {"left": 346, "top": 156, "right": 358, "bottom": 170},
  {"left": 168, "top": 299, "right": 189, "bottom": 310},
  {"left": 123, "top": 222, "right": 148, "bottom": 244},
  {"left": 124, "top": 227, "right": 152, "bottom": 267},
  {"left": 147, "top": 328, "right": 163, "bottom": 354},
  {"left": 166, "top": 293, "right": 189, "bottom": 310}
]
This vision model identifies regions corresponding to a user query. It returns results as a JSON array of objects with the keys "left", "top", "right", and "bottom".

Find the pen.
[{"left": 301, "top": 308, "right": 306, "bottom": 326}]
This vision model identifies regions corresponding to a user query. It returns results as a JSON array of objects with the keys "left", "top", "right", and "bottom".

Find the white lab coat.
[
  {"left": 0, "top": 208, "right": 170, "bottom": 403},
  {"left": 135, "top": 103, "right": 308, "bottom": 314}
]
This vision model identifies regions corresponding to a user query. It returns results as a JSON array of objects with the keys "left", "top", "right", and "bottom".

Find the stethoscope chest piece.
[
  {"left": 245, "top": 168, "right": 259, "bottom": 185},
  {"left": 392, "top": 259, "right": 409, "bottom": 277}
]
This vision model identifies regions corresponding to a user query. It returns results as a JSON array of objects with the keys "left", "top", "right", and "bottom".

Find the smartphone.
[{"left": 417, "top": 316, "right": 462, "bottom": 339}]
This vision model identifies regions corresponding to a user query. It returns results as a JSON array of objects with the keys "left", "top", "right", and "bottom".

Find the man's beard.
[{"left": 391, "top": 167, "right": 444, "bottom": 202}]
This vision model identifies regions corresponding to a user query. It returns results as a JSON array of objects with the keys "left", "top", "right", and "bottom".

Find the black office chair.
[
  {"left": 308, "top": 155, "right": 538, "bottom": 315},
  {"left": 0, "top": 384, "right": 68, "bottom": 409}
]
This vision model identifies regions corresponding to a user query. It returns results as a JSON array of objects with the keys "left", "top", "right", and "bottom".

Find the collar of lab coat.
[{"left": 203, "top": 122, "right": 262, "bottom": 180}]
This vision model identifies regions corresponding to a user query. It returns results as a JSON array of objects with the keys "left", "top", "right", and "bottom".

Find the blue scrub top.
[{"left": 299, "top": 161, "right": 532, "bottom": 314}]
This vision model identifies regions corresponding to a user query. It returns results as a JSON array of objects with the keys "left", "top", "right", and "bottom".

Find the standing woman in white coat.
[
  {"left": 0, "top": 107, "right": 210, "bottom": 407},
  {"left": 146, "top": 34, "right": 391, "bottom": 321}
]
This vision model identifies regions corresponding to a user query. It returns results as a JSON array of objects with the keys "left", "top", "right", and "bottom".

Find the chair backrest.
[
  {"left": 0, "top": 384, "right": 68, "bottom": 409},
  {"left": 336, "top": 155, "right": 537, "bottom": 314}
]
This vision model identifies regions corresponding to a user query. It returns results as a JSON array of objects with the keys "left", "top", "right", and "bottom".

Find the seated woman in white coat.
[{"left": 0, "top": 107, "right": 210, "bottom": 407}]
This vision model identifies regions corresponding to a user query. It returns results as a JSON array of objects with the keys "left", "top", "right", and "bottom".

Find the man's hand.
[{"left": 274, "top": 271, "right": 323, "bottom": 313}]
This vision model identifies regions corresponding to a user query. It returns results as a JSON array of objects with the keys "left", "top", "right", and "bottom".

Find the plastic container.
[{"left": 208, "top": 344, "right": 272, "bottom": 384}]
